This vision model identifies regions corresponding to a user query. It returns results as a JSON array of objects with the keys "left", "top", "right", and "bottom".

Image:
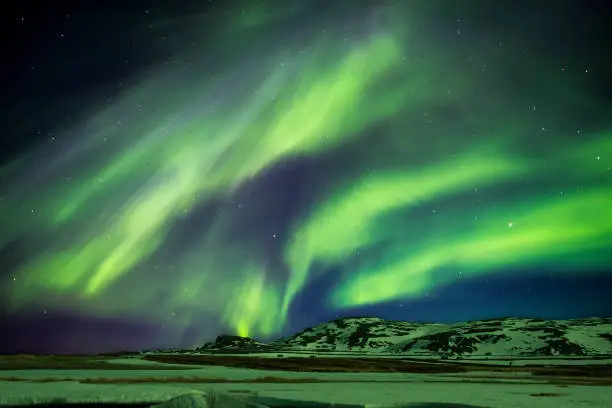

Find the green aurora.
[{"left": 1, "top": 1, "right": 610, "bottom": 343}]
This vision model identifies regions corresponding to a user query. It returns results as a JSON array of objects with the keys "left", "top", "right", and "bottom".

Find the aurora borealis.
[{"left": 1, "top": 0, "right": 611, "bottom": 354}]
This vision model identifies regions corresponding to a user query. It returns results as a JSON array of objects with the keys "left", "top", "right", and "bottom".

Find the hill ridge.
[{"left": 199, "top": 316, "right": 612, "bottom": 356}]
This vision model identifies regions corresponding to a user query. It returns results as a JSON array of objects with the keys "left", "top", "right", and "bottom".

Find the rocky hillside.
[
  {"left": 275, "top": 316, "right": 612, "bottom": 356},
  {"left": 197, "top": 335, "right": 279, "bottom": 353},
  {"left": 197, "top": 316, "right": 612, "bottom": 356}
]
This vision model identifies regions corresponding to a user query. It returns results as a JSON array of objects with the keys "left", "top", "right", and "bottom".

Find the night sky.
[{"left": 1, "top": 0, "right": 611, "bottom": 355}]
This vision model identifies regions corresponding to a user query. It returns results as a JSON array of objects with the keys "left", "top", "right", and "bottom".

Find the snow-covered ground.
[
  {"left": 0, "top": 375, "right": 610, "bottom": 408},
  {"left": 0, "top": 364, "right": 537, "bottom": 383},
  {"left": 0, "top": 357, "right": 610, "bottom": 408},
  {"left": 452, "top": 357, "right": 612, "bottom": 366}
]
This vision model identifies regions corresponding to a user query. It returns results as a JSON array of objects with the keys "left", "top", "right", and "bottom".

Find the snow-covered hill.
[
  {"left": 274, "top": 316, "right": 612, "bottom": 356},
  {"left": 197, "top": 335, "right": 279, "bottom": 352},
  {"left": 196, "top": 317, "right": 612, "bottom": 357}
]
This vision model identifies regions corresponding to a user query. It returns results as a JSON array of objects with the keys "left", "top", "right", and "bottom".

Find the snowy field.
[
  {"left": 0, "top": 362, "right": 537, "bottom": 382},
  {"left": 0, "top": 356, "right": 610, "bottom": 408},
  {"left": 1, "top": 379, "right": 611, "bottom": 408}
]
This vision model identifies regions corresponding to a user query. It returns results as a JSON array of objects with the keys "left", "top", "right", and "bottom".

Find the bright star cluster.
[{"left": 0, "top": 1, "right": 610, "bottom": 353}]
